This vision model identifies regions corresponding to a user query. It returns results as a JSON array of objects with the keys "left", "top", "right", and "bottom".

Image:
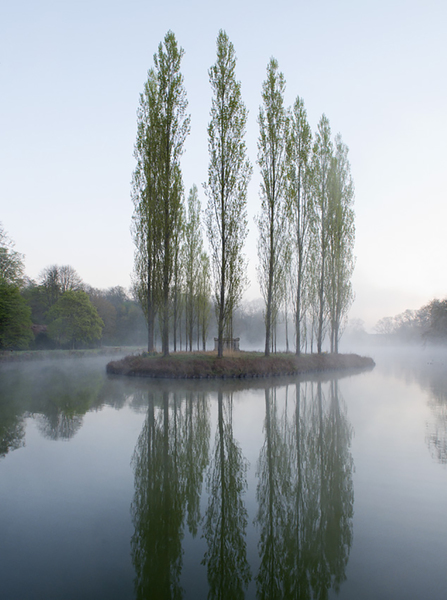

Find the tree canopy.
[
  {"left": 0, "top": 224, "right": 25, "bottom": 287},
  {"left": 0, "top": 280, "right": 33, "bottom": 349},
  {"left": 47, "top": 290, "right": 104, "bottom": 349}
]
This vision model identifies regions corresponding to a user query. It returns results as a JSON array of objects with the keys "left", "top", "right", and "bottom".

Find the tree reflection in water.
[
  {"left": 256, "top": 379, "right": 354, "bottom": 600},
  {"left": 185, "top": 391, "right": 210, "bottom": 537},
  {"left": 0, "top": 414, "right": 25, "bottom": 458},
  {"left": 0, "top": 362, "right": 105, "bottom": 447},
  {"left": 0, "top": 367, "right": 27, "bottom": 457},
  {"left": 33, "top": 368, "right": 103, "bottom": 440},
  {"left": 131, "top": 389, "right": 210, "bottom": 600},
  {"left": 255, "top": 386, "right": 291, "bottom": 599},
  {"left": 202, "top": 390, "right": 251, "bottom": 599},
  {"left": 425, "top": 369, "right": 447, "bottom": 464},
  {"left": 130, "top": 379, "right": 353, "bottom": 599}
]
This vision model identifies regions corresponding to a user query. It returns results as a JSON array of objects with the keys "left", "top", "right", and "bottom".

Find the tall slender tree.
[
  {"left": 312, "top": 115, "right": 333, "bottom": 353},
  {"left": 172, "top": 192, "right": 185, "bottom": 352},
  {"left": 197, "top": 251, "right": 211, "bottom": 351},
  {"left": 156, "top": 35, "right": 190, "bottom": 356},
  {"left": 326, "top": 135, "right": 355, "bottom": 352},
  {"left": 132, "top": 31, "right": 190, "bottom": 356},
  {"left": 205, "top": 30, "right": 252, "bottom": 358},
  {"left": 285, "top": 97, "right": 313, "bottom": 355},
  {"left": 184, "top": 184, "right": 203, "bottom": 351},
  {"left": 0, "top": 224, "right": 25, "bottom": 287},
  {"left": 257, "top": 58, "right": 288, "bottom": 356},
  {"left": 132, "top": 59, "right": 162, "bottom": 352}
]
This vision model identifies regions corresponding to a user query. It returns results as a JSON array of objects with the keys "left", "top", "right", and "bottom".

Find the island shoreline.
[{"left": 106, "top": 351, "right": 375, "bottom": 380}]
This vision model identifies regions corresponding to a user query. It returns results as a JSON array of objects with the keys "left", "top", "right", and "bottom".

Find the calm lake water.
[{"left": 1, "top": 348, "right": 447, "bottom": 599}]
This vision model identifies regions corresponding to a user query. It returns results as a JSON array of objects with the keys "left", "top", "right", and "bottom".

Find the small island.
[{"left": 106, "top": 351, "right": 375, "bottom": 379}]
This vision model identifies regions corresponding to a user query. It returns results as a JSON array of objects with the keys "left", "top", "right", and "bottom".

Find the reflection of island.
[
  {"left": 202, "top": 391, "right": 251, "bottom": 599},
  {"left": 256, "top": 380, "right": 354, "bottom": 599},
  {"left": 130, "top": 390, "right": 210, "bottom": 599}
]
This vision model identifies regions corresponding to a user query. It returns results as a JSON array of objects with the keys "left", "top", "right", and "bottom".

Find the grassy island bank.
[{"left": 106, "top": 351, "right": 375, "bottom": 379}]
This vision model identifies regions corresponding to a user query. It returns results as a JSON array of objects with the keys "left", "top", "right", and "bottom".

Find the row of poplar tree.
[{"left": 132, "top": 30, "right": 355, "bottom": 357}]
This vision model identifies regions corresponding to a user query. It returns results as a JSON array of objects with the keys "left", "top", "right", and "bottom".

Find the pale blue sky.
[{"left": 1, "top": 0, "right": 446, "bottom": 329}]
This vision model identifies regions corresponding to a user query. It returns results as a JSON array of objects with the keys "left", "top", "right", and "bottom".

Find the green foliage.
[
  {"left": 285, "top": 96, "right": 313, "bottom": 354},
  {"left": 89, "top": 294, "right": 117, "bottom": 342},
  {"left": 0, "top": 280, "right": 33, "bottom": 349},
  {"left": 311, "top": 114, "right": 334, "bottom": 353},
  {"left": 205, "top": 30, "right": 251, "bottom": 358},
  {"left": 0, "top": 224, "right": 25, "bottom": 286},
  {"left": 21, "top": 282, "right": 49, "bottom": 325},
  {"left": 184, "top": 184, "right": 203, "bottom": 351},
  {"left": 47, "top": 290, "right": 104, "bottom": 348},
  {"left": 132, "top": 30, "right": 190, "bottom": 355},
  {"left": 256, "top": 58, "right": 288, "bottom": 356},
  {"left": 326, "top": 135, "right": 356, "bottom": 352}
]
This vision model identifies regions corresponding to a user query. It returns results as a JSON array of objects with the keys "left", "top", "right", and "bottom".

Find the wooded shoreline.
[{"left": 106, "top": 351, "right": 375, "bottom": 379}]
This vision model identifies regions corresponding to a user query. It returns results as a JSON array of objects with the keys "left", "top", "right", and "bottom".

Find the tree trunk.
[
  {"left": 217, "top": 212, "right": 226, "bottom": 358},
  {"left": 295, "top": 259, "right": 302, "bottom": 356},
  {"left": 147, "top": 272, "right": 155, "bottom": 352},
  {"left": 265, "top": 231, "right": 274, "bottom": 357}
]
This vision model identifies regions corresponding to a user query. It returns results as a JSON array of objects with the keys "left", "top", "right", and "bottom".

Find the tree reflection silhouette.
[
  {"left": 255, "top": 387, "right": 291, "bottom": 599},
  {"left": 33, "top": 367, "right": 103, "bottom": 440},
  {"left": 256, "top": 379, "right": 354, "bottom": 599},
  {"left": 131, "top": 391, "right": 184, "bottom": 599},
  {"left": 425, "top": 366, "right": 447, "bottom": 464},
  {"left": 0, "top": 368, "right": 27, "bottom": 457},
  {"left": 131, "top": 389, "right": 210, "bottom": 600},
  {"left": 0, "top": 414, "right": 25, "bottom": 458},
  {"left": 202, "top": 391, "right": 251, "bottom": 599},
  {"left": 184, "top": 391, "right": 210, "bottom": 537}
]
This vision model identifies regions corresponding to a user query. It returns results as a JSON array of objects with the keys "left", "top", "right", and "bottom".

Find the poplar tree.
[
  {"left": 285, "top": 96, "right": 313, "bottom": 355},
  {"left": 172, "top": 193, "right": 185, "bottom": 352},
  {"left": 157, "top": 35, "right": 190, "bottom": 356},
  {"left": 197, "top": 251, "right": 211, "bottom": 351},
  {"left": 0, "top": 224, "right": 25, "bottom": 286},
  {"left": 257, "top": 58, "right": 287, "bottom": 356},
  {"left": 131, "top": 31, "right": 190, "bottom": 355},
  {"left": 184, "top": 184, "right": 203, "bottom": 351},
  {"left": 326, "top": 134, "right": 355, "bottom": 352},
  {"left": 312, "top": 114, "right": 333, "bottom": 353},
  {"left": 205, "top": 30, "right": 251, "bottom": 358},
  {"left": 132, "top": 57, "right": 162, "bottom": 352}
]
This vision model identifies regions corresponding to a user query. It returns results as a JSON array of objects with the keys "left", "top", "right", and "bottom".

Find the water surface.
[{"left": 1, "top": 349, "right": 446, "bottom": 599}]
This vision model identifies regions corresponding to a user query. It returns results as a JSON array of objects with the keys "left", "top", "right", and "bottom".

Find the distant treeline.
[
  {"left": 0, "top": 251, "right": 148, "bottom": 350},
  {"left": 0, "top": 219, "right": 208, "bottom": 351},
  {"left": 375, "top": 299, "right": 447, "bottom": 344}
]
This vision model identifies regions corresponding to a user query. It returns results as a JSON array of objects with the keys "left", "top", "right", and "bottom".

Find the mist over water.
[{"left": 1, "top": 350, "right": 447, "bottom": 599}]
